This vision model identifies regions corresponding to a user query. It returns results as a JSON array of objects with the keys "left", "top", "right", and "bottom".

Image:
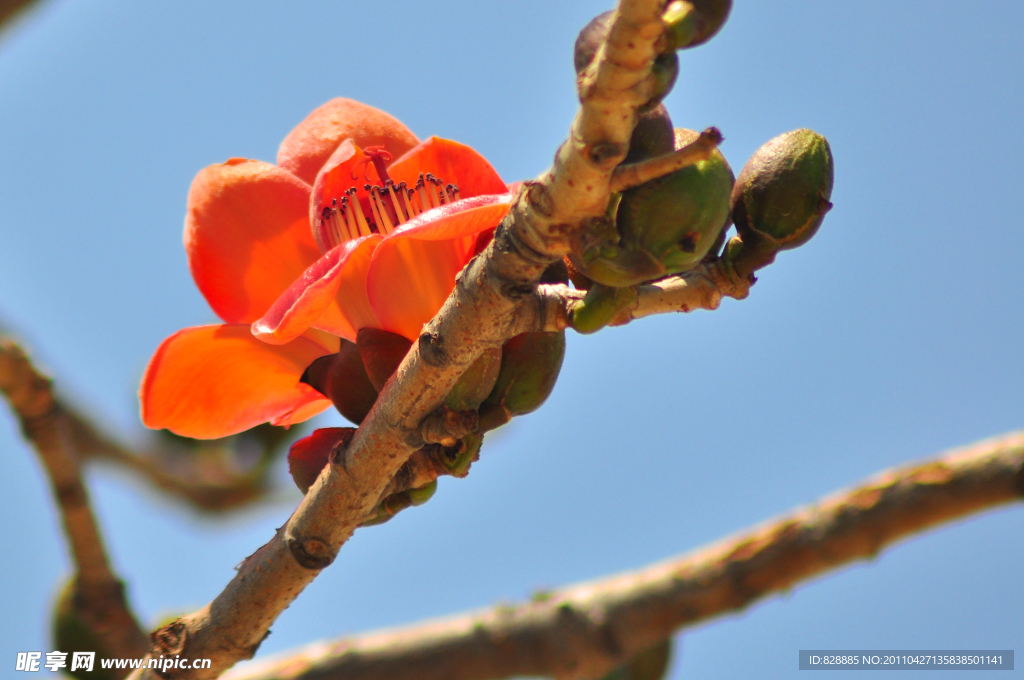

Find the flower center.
[{"left": 318, "top": 146, "right": 461, "bottom": 248}]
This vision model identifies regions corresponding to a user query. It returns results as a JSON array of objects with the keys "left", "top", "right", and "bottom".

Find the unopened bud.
[
  {"left": 479, "top": 331, "right": 566, "bottom": 432},
  {"left": 570, "top": 129, "right": 734, "bottom": 287},
  {"left": 446, "top": 347, "right": 503, "bottom": 411},
  {"left": 731, "top": 129, "right": 834, "bottom": 251},
  {"left": 663, "top": 0, "right": 732, "bottom": 50},
  {"left": 287, "top": 427, "right": 355, "bottom": 494}
]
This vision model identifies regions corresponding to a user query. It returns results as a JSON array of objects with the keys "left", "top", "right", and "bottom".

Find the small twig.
[
  {"left": 225, "top": 430, "right": 1024, "bottom": 680},
  {"left": 0, "top": 337, "right": 149, "bottom": 669},
  {"left": 609, "top": 126, "right": 723, "bottom": 193}
]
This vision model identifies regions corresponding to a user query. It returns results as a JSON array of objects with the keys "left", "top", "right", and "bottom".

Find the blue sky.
[{"left": 1, "top": 1, "right": 1021, "bottom": 678}]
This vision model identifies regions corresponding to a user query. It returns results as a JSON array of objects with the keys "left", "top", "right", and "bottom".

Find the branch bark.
[
  {"left": 0, "top": 337, "right": 149, "bottom": 670},
  {"left": 224, "top": 430, "right": 1024, "bottom": 680}
]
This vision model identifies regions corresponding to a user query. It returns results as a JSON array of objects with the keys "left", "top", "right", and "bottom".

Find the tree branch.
[
  {"left": 129, "top": 2, "right": 672, "bottom": 677},
  {"left": 224, "top": 430, "right": 1024, "bottom": 680},
  {"left": 0, "top": 337, "right": 149, "bottom": 668}
]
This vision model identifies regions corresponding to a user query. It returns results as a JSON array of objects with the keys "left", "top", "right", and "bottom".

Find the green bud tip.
[{"left": 482, "top": 331, "right": 567, "bottom": 424}]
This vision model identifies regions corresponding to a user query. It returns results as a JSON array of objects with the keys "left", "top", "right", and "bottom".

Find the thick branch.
[
  {"left": 0, "top": 337, "right": 148, "bottom": 667},
  {"left": 129, "top": 3, "right": 669, "bottom": 678},
  {"left": 225, "top": 430, "right": 1024, "bottom": 680}
]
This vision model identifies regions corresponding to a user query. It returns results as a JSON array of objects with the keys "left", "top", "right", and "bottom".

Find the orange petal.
[
  {"left": 387, "top": 137, "right": 508, "bottom": 199},
  {"left": 185, "top": 159, "right": 321, "bottom": 323},
  {"left": 315, "top": 235, "right": 382, "bottom": 340},
  {"left": 252, "top": 236, "right": 380, "bottom": 345},
  {"left": 140, "top": 324, "right": 332, "bottom": 439},
  {"left": 277, "top": 98, "right": 420, "bottom": 185},
  {"left": 368, "top": 194, "right": 512, "bottom": 340}
]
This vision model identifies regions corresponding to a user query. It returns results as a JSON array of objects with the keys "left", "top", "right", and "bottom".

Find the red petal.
[
  {"left": 185, "top": 159, "right": 320, "bottom": 323},
  {"left": 387, "top": 137, "right": 507, "bottom": 199},
  {"left": 140, "top": 324, "right": 332, "bottom": 439},
  {"left": 314, "top": 234, "right": 382, "bottom": 340},
  {"left": 252, "top": 236, "right": 380, "bottom": 345},
  {"left": 277, "top": 98, "right": 420, "bottom": 185},
  {"left": 367, "top": 194, "right": 512, "bottom": 340}
]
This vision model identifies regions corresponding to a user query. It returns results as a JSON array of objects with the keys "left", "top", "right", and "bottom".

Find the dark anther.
[{"left": 321, "top": 206, "right": 333, "bottom": 219}]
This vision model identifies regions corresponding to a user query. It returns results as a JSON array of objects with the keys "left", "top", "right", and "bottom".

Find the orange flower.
[{"left": 141, "top": 99, "right": 512, "bottom": 439}]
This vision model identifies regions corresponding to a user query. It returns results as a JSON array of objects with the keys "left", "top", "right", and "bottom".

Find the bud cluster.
[{"left": 566, "top": 1, "right": 834, "bottom": 331}]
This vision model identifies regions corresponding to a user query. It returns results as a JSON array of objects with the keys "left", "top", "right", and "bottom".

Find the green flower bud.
[
  {"left": 731, "top": 129, "right": 834, "bottom": 251},
  {"left": 600, "top": 639, "right": 674, "bottom": 680},
  {"left": 575, "top": 11, "right": 678, "bottom": 112},
  {"left": 446, "top": 347, "right": 503, "bottom": 412},
  {"left": 570, "top": 129, "right": 734, "bottom": 287},
  {"left": 663, "top": 0, "right": 732, "bottom": 50},
  {"left": 52, "top": 579, "right": 118, "bottom": 680},
  {"left": 302, "top": 338, "right": 378, "bottom": 425},
  {"left": 479, "top": 331, "right": 566, "bottom": 431}
]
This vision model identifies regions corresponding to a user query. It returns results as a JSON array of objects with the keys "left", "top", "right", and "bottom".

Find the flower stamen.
[{"left": 318, "top": 162, "right": 461, "bottom": 247}]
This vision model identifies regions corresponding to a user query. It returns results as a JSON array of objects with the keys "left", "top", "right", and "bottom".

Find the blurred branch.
[
  {"left": 225, "top": 430, "right": 1024, "bottom": 680},
  {"left": 0, "top": 336, "right": 149, "bottom": 668},
  {"left": 69, "top": 415, "right": 297, "bottom": 513},
  {"left": 0, "top": 0, "right": 46, "bottom": 39}
]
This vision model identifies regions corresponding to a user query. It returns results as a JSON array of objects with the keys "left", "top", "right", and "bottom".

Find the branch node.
[
  {"left": 286, "top": 534, "right": 336, "bottom": 571},
  {"left": 421, "top": 405, "right": 479, "bottom": 448},
  {"left": 417, "top": 331, "right": 447, "bottom": 368}
]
